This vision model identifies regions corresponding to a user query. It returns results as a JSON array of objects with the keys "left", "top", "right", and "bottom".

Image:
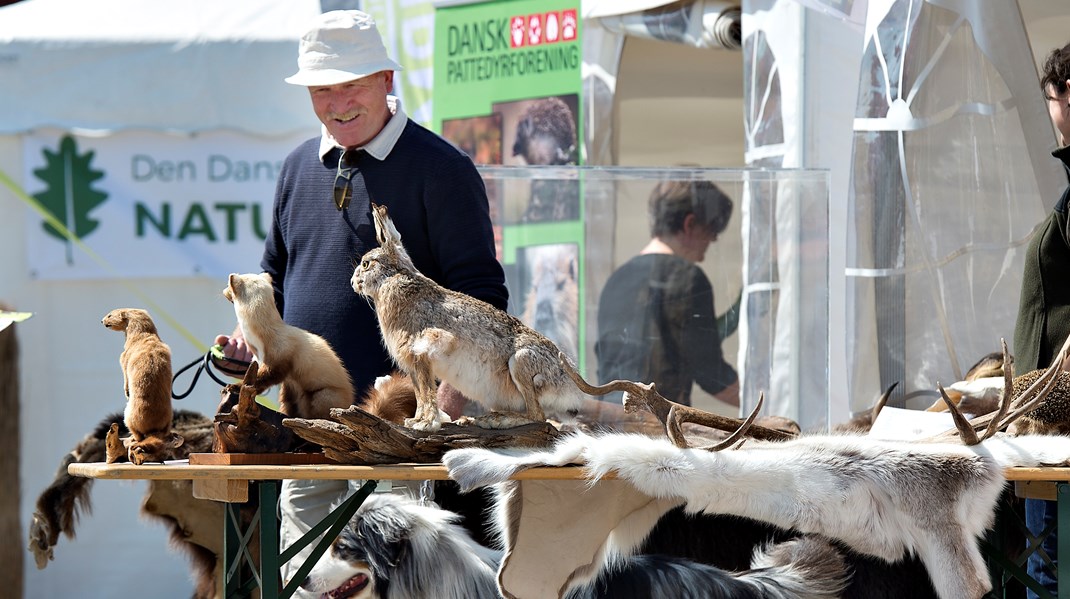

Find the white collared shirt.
[{"left": 317, "top": 95, "right": 407, "bottom": 164}]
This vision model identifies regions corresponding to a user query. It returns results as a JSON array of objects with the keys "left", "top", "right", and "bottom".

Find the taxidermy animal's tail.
[
  {"left": 567, "top": 535, "right": 849, "bottom": 599},
  {"left": 28, "top": 413, "right": 120, "bottom": 568}
]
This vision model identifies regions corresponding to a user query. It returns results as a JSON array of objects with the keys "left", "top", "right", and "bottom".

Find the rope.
[{"left": 172, "top": 345, "right": 251, "bottom": 400}]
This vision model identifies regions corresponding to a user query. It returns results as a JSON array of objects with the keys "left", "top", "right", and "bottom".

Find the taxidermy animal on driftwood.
[
  {"left": 351, "top": 203, "right": 586, "bottom": 431},
  {"left": 101, "top": 308, "right": 183, "bottom": 464},
  {"left": 223, "top": 272, "right": 355, "bottom": 419}
]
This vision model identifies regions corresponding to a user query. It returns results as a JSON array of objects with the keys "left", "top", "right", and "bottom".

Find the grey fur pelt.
[{"left": 444, "top": 431, "right": 1070, "bottom": 599}]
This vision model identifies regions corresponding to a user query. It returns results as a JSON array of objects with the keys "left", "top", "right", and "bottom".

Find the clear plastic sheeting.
[
  {"left": 846, "top": 0, "right": 1058, "bottom": 412},
  {"left": 476, "top": 165, "right": 830, "bottom": 431}
]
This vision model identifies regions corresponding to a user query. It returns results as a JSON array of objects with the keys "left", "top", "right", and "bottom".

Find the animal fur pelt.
[
  {"left": 27, "top": 410, "right": 226, "bottom": 599},
  {"left": 444, "top": 431, "right": 1070, "bottom": 599},
  {"left": 567, "top": 536, "right": 848, "bottom": 599},
  {"left": 302, "top": 492, "right": 849, "bottom": 599}
]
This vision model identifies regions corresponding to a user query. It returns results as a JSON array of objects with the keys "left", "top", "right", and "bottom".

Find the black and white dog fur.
[
  {"left": 444, "top": 431, "right": 1070, "bottom": 599},
  {"left": 300, "top": 493, "right": 499, "bottom": 599},
  {"left": 301, "top": 492, "right": 850, "bottom": 599}
]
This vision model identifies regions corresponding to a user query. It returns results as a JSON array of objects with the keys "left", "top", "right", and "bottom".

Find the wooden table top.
[
  {"left": 66, "top": 460, "right": 1070, "bottom": 483},
  {"left": 67, "top": 461, "right": 609, "bottom": 481}
]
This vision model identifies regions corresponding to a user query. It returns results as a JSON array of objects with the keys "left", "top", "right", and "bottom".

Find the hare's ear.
[{"left": 371, "top": 203, "right": 403, "bottom": 247}]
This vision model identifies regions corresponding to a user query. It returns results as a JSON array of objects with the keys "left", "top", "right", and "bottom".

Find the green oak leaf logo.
[{"left": 33, "top": 135, "right": 108, "bottom": 265}]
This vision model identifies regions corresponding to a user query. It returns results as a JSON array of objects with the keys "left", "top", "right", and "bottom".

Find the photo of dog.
[{"left": 518, "top": 243, "right": 580, "bottom": 361}]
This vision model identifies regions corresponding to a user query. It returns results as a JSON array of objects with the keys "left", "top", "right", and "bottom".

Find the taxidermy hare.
[{"left": 351, "top": 203, "right": 586, "bottom": 431}]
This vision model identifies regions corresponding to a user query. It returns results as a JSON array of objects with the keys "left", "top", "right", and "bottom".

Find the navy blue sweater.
[{"left": 261, "top": 120, "right": 508, "bottom": 398}]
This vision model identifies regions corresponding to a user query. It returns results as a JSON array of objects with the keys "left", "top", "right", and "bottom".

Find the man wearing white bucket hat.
[{"left": 213, "top": 10, "right": 507, "bottom": 594}]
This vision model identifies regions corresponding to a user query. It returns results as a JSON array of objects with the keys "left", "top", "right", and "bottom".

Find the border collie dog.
[
  {"left": 302, "top": 493, "right": 848, "bottom": 599},
  {"left": 300, "top": 493, "right": 500, "bottom": 599}
]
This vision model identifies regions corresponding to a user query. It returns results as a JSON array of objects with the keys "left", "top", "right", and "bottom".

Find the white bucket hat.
[{"left": 285, "top": 10, "right": 403, "bottom": 87}]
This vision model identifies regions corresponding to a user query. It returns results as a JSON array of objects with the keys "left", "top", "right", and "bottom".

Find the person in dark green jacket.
[{"left": 1015, "top": 40, "right": 1070, "bottom": 598}]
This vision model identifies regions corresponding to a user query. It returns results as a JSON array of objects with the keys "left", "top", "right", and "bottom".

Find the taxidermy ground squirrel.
[
  {"left": 223, "top": 272, "right": 355, "bottom": 419},
  {"left": 101, "top": 308, "right": 183, "bottom": 464}
]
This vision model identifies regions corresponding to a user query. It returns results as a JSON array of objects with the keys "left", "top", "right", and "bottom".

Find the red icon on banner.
[
  {"left": 544, "top": 12, "right": 560, "bottom": 43},
  {"left": 527, "top": 14, "right": 542, "bottom": 46},
  {"left": 510, "top": 15, "right": 525, "bottom": 48},
  {"left": 562, "top": 9, "right": 578, "bottom": 41}
]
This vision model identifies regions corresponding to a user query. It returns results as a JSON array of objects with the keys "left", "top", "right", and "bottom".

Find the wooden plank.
[
  {"left": 189, "top": 453, "right": 336, "bottom": 466},
  {"left": 1015, "top": 480, "right": 1058, "bottom": 501},
  {"left": 193, "top": 478, "right": 249, "bottom": 503}
]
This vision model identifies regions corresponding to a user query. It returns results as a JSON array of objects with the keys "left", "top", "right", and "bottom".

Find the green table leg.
[
  {"left": 219, "top": 479, "right": 379, "bottom": 599},
  {"left": 1060, "top": 483, "right": 1069, "bottom": 599}
]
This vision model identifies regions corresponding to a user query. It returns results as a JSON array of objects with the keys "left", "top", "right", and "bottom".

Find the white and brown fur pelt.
[
  {"left": 444, "top": 431, "right": 1070, "bottom": 599},
  {"left": 301, "top": 491, "right": 849, "bottom": 599},
  {"left": 27, "top": 410, "right": 230, "bottom": 599},
  {"left": 351, "top": 203, "right": 586, "bottom": 431},
  {"left": 101, "top": 308, "right": 184, "bottom": 464}
]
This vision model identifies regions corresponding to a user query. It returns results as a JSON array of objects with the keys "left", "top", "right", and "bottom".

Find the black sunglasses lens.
[{"left": 334, "top": 176, "right": 351, "bottom": 210}]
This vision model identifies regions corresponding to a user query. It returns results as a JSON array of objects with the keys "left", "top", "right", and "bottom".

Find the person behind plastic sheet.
[
  {"left": 595, "top": 179, "right": 741, "bottom": 408},
  {"left": 1015, "top": 40, "right": 1070, "bottom": 598},
  {"left": 211, "top": 10, "right": 507, "bottom": 595}
]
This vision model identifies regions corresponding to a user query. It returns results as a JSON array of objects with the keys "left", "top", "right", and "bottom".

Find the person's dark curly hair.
[
  {"left": 1041, "top": 42, "right": 1070, "bottom": 99},
  {"left": 648, "top": 180, "right": 733, "bottom": 238}
]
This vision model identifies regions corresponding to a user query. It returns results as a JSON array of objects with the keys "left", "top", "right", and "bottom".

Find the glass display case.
[{"left": 477, "top": 165, "right": 831, "bottom": 431}]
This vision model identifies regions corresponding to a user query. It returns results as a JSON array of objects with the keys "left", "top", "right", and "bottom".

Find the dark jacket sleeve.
[{"left": 683, "top": 268, "right": 738, "bottom": 394}]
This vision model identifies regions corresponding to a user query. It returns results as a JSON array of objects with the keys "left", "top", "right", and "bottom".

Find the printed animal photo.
[
  {"left": 516, "top": 243, "right": 580, "bottom": 361},
  {"left": 440, "top": 113, "right": 503, "bottom": 165},
  {"left": 494, "top": 94, "right": 581, "bottom": 224}
]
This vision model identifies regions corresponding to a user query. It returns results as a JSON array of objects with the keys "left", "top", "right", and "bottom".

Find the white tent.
[
  {"left": 0, "top": 1, "right": 326, "bottom": 597},
  {"left": 0, "top": 0, "right": 322, "bottom": 135}
]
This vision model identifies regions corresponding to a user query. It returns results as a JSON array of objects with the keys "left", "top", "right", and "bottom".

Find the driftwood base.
[
  {"left": 285, "top": 405, "right": 562, "bottom": 464},
  {"left": 212, "top": 361, "right": 295, "bottom": 454}
]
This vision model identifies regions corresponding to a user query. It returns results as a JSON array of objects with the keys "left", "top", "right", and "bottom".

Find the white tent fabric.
[{"left": 0, "top": 0, "right": 324, "bottom": 136}]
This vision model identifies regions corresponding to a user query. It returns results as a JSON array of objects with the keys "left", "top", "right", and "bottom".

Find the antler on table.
[
  {"left": 934, "top": 334, "right": 1070, "bottom": 445},
  {"left": 560, "top": 353, "right": 796, "bottom": 450}
]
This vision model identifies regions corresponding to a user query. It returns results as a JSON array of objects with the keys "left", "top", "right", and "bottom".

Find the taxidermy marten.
[
  {"left": 223, "top": 272, "right": 355, "bottom": 419},
  {"left": 101, "top": 308, "right": 183, "bottom": 464}
]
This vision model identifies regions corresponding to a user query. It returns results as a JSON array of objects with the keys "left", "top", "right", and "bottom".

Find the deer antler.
[
  {"left": 935, "top": 334, "right": 1070, "bottom": 444},
  {"left": 560, "top": 353, "right": 795, "bottom": 449}
]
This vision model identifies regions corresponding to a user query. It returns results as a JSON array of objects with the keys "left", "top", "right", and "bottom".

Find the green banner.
[{"left": 433, "top": 0, "right": 586, "bottom": 368}]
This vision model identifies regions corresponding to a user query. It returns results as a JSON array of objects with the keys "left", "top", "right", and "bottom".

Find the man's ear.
[{"left": 383, "top": 70, "right": 395, "bottom": 94}]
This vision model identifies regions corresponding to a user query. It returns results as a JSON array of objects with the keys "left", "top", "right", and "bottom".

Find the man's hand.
[
  {"left": 437, "top": 382, "right": 468, "bottom": 420},
  {"left": 213, "top": 330, "right": 255, "bottom": 378}
]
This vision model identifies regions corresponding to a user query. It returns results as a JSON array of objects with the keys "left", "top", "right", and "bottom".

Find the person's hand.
[
  {"left": 212, "top": 330, "right": 255, "bottom": 378},
  {"left": 713, "top": 379, "right": 740, "bottom": 408},
  {"left": 437, "top": 382, "right": 469, "bottom": 420}
]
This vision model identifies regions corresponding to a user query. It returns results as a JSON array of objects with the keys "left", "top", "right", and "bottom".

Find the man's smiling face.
[{"left": 309, "top": 70, "right": 394, "bottom": 149}]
